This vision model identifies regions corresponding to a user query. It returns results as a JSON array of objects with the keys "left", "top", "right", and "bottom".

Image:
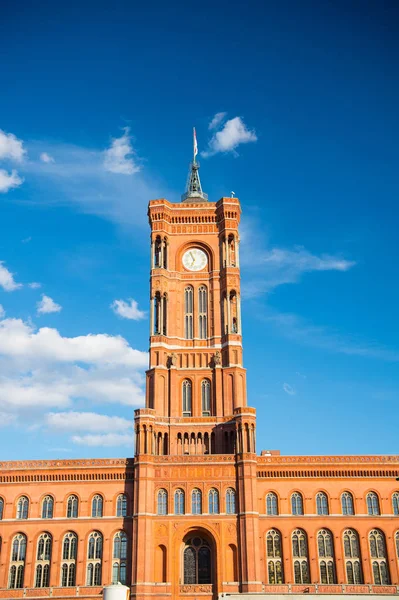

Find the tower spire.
[{"left": 181, "top": 128, "right": 208, "bottom": 202}]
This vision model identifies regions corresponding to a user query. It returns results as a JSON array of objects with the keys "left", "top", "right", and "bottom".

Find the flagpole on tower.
[{"left": 181, "top": 127, "right": 208, "bottom": 202}]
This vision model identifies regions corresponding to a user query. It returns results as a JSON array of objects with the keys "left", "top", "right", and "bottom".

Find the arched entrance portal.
[
  {"left": 183, "top": 536, "right": 211, "bottom": 584},
  {"left": 178, "top": 530, "right": 216, "bottom": 600}
]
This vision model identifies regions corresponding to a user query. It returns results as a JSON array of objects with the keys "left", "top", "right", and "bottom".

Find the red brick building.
[{"left": 0, "top": 157, "right": 398, "bottom": 600}]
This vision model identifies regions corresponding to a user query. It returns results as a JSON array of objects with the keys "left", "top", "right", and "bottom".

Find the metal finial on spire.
[{"left": 181, "top": 128, "right": 208, "bottom": 202}]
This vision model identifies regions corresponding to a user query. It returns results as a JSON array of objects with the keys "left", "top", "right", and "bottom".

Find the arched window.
[
  {"left": 87, "top": 531, "right": 102, "bottom": 586},
  {"left": 192, "top": 489, "right": 202, "bottom": 515},
  {"left": 8, "top": 533, "right": 26, "bottom": 589},
  {"left": 291, "top": 492, "right": 304, "bottom": 515},
  {"left": 67, "top": 495, "right": 78, "bottom": 518},
  {"left": 208, "top": 488, "right": 219, "bottom": 514},
  {"left": 183, "top": 536, "right": 211, "bottom": 584},
  {"left": 341, "top": 492, "right": 355, "bottom": 515},
  {"left": 35, "top": 533, "right": 52, "bottom": 587},
  {"left": 226, "top": 488, "right": 236, "bottom": 514},
  {"left": 198, "top": 285, "right": 207, "bottom": 339},
  {"left": 174, "top": 489, "right": 185, "bottom": 515},
  {"left": 392, "top": 492, "right": 399, "bottom": 515},
  {"left": 162, "top": 293, "right": 167, "bottom": 335},
  {"left": 182, "top": 379, "right": 192, "bottom": 417},
  {"left": 229, "top": 290, "right": 238, "bottom": 333},
  {"left": 112, "top": 531, "right": 127, "bottom": 584},
  {"left": 184, "top": 286, "right": 194, "bottom": 339},
  {"left": 317, "top": 529, "right": 336, "bottom": 583},
  {"left": 343, "top": 529, "right": 363, "bottom": 584},
  {"left": 0, "top": 496, "right": 4, "bottom": 520},
  {"left": 201, "top": 379, "right": 211, "bottom": 416},
  {"left": 395, "top": 531, "right": 399, "bottom": 561},
  {"left": 154, "top": 236, "right": 162, "bottom": 268},
  {"left": 266, "top": 529, "right": 284, "bottom": 584},
  {"left": 292, "top": 529, "right": 310, "bottom": 584},
  {"left": 153, "top": 292, "right": 161, "bottom": 335},
  {"left": 16, "top": 496, "right": 29, "bottom": 519},
  {"left": 369, "top": 529, "right": 390, "bottom": 585},
  {"left": 61, "top": 532, "right": 77, "bottom": 587},
  {"left": 367, "top": 492, "right": 380, "bottom": 515},
  {"left": 91, "top": 494, "right": 103, "bottom": 517},
  {"left": 266, "top": 492, "right": 278, "bottom": 515},
  {"left": 42, "top": 496, "right": 54, "bottom": 519},
  {"left": 157, "top": 489, "right": 168, "bottom": 515},
  {"left": 316, "top": 492, "right": 329, "bottom": 515},
  {"left": 116, "top": 494, "right": 127, "bottom": 517}
]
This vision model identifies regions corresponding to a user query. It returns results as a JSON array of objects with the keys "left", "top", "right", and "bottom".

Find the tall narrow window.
[
  {"left": 8, "top": 533, "right": 26, "bottom": 589},
  {"left": 392, "top": 492, "right": 399, "bottom": 515},
  {"left": 343, "top": 529, "right": 363, "bottom": 584},
  {"left": 91, "top": 494, "right": 103, "bottom": 518},
  {"left": 201, "top": 379, "right": 211, "bottom": 416},
  {"left": 112, "top": 531, "right": 127, "bottom": 584},
  {"left": 182, "top": 379, "right": 192, "bottom": 417},
  {"left": 87, "top": 531, "right": 102, "bottom": 586},
  {"left": 154, "top": 236, "right": 162, "bottom": 268},
  {"left": 174, "top": 489, "right": 185, "bottom": 515},
  {"left": 42, "top": 496, "right": 54, "bottom": 519},
  {"left": 267, "top": 529, "right": 284, "bottom": 584},
  {"left": 16, "top": 496, "right": 29, "bottom": 519},
  {"left": 184, "top": 286, "right": 194, "bottom": 339},
  {"left": 153, "top": 292, "right": 161, "bottom": 335},
  {"left": 291, "top": 492, "right": 304, "bottom": 515},
  {"left": 116, "top": 494, "right": 127, "bottom": 517},
  {"left": 395, "top": 531, "right": 399, "bottom": 561},
  {"left": 192, "top": 489, "right": 202, "bottom": 515},
  {"left": 369, "top": 529, "right": 390, "bottom": 585},
  {"left": 292, "top": 529, "right": 310, "bottom": 584},
  {"left": 208, "top": 488, "right": 219, "bottom": 514},
  {"left": 157, "top": 489, "right": 168, "bottom": 515},
  {"left": 35, "top": 533, "right": 52, "bottom": 587},
  {"left": 198, "top": 285, "right": 207, "bottom": 339},
  {"left": 316, "top": 492, "right": 329, "bottom": 515},
  {"left": 67, "top": 495, "right": 78, "bottom": 518},
  {"left": 61, "top": 532, "right": 77, "bottom": 587},
  {"left": 367, "top": 492, "right": 380, "bottom": 515},
  {"left": 0, "top": 496, "right": 4, "bottom": 520},
  {"left": 317, "top": 529, "right": 336, "bottom": 583},
  {"left": 226, "top": 488, "right": 236, "bottom": 514},
  {"left": 266, "top": 492, "right": 278, "bottom": 516},
  {"left": 162, "top": 293, "right": 167, "bottom": 335},
  {"left": 230, "top": 290, "right": 238, "bottom": 333},
  {"left": 341, "top": 492, "right": 355, "bottom": 515}
]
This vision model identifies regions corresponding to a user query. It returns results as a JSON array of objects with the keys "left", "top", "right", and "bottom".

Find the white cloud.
[
  {"left": 111, "top": 298, "right": 146, "bottom": 320},
  {"left": 283, "top": 383, "right": 296, "bottom": 395},
  {"left": 45, "top": 411, "right": 131, "bottom": 433},
  {"left": 28, "top": 282, "right": 41, "bottom": 289},
  {"left": 0, "top": 305, "right": 4, "bottom": 318},
  {"left": 40, "top": 152, "right": 55, "bottom": 163},
  {"left": 208, "top": 112, "right": 227, "bottom": 130},
  {"left": 22, "top": 236, "right": 32, "bottom": 244},
  {"left": 72, "top": 433, "right": 132, "bottom": 447},
  {"left": 0, "top": 261, "right": 22, "bottom": 291},
  {"left": 0, "top": 129, "right": 26, "bottom": 161},
  {"left": 103, "top": 127, "right": 140, "bottom": 175},
  {"left": 0, "top": 318, "right": 148, "bottom": 367},
  {"left": 202, "top": 116, "right": 257, "bottom": 157},
  {"left": 0, "top": 168, "right": 24, "bottom": 193},
  {"left": 37, "top": 294, "right": 62, "bottom": 314},
  {"left": 0, "top": 411, "right": 15, "bottom": 427}
]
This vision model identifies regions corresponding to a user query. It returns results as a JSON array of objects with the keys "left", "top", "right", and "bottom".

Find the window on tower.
[
  {"left": 201, "top": 379, "right": 211, "bottom": 416},
  {"left": 182, "top": 379, "right": 192, "bottom": 417},
  {"left": 198, "top": 285, "right": 207, "bottom": 339},
  {"left": 184, "top": 286, "right": 194, "bottom": 339}
]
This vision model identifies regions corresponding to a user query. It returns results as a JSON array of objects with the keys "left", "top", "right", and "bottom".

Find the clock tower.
[{"left": 132, "top": 134, "right": 262, "bottom": 600}]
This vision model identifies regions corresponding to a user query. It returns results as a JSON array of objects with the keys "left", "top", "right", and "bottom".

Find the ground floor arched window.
[{"left": 183, "top": 536, "right": 212, "bottom": 585}]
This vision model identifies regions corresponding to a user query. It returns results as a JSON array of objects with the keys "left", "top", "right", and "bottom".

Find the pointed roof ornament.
[{"left": 181, "top": 128, "right": 208, "bottom": 202}]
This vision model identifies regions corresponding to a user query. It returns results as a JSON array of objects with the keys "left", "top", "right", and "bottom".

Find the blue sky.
[{"left": 1, "top": 0, "right": 398, "bottom": 459}]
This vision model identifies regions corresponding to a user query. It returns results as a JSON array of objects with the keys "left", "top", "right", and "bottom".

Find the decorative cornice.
[
  {"left": 257, "top": 455, "right": 399, "bottom": 465},
  {"left": 0, "top": 457, "right": 134, "bottom": 471}
]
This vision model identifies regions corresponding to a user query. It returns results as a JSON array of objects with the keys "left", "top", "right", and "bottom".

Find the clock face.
[{"left": 182, "top": 248, "right": 208, "bottom": 271}]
